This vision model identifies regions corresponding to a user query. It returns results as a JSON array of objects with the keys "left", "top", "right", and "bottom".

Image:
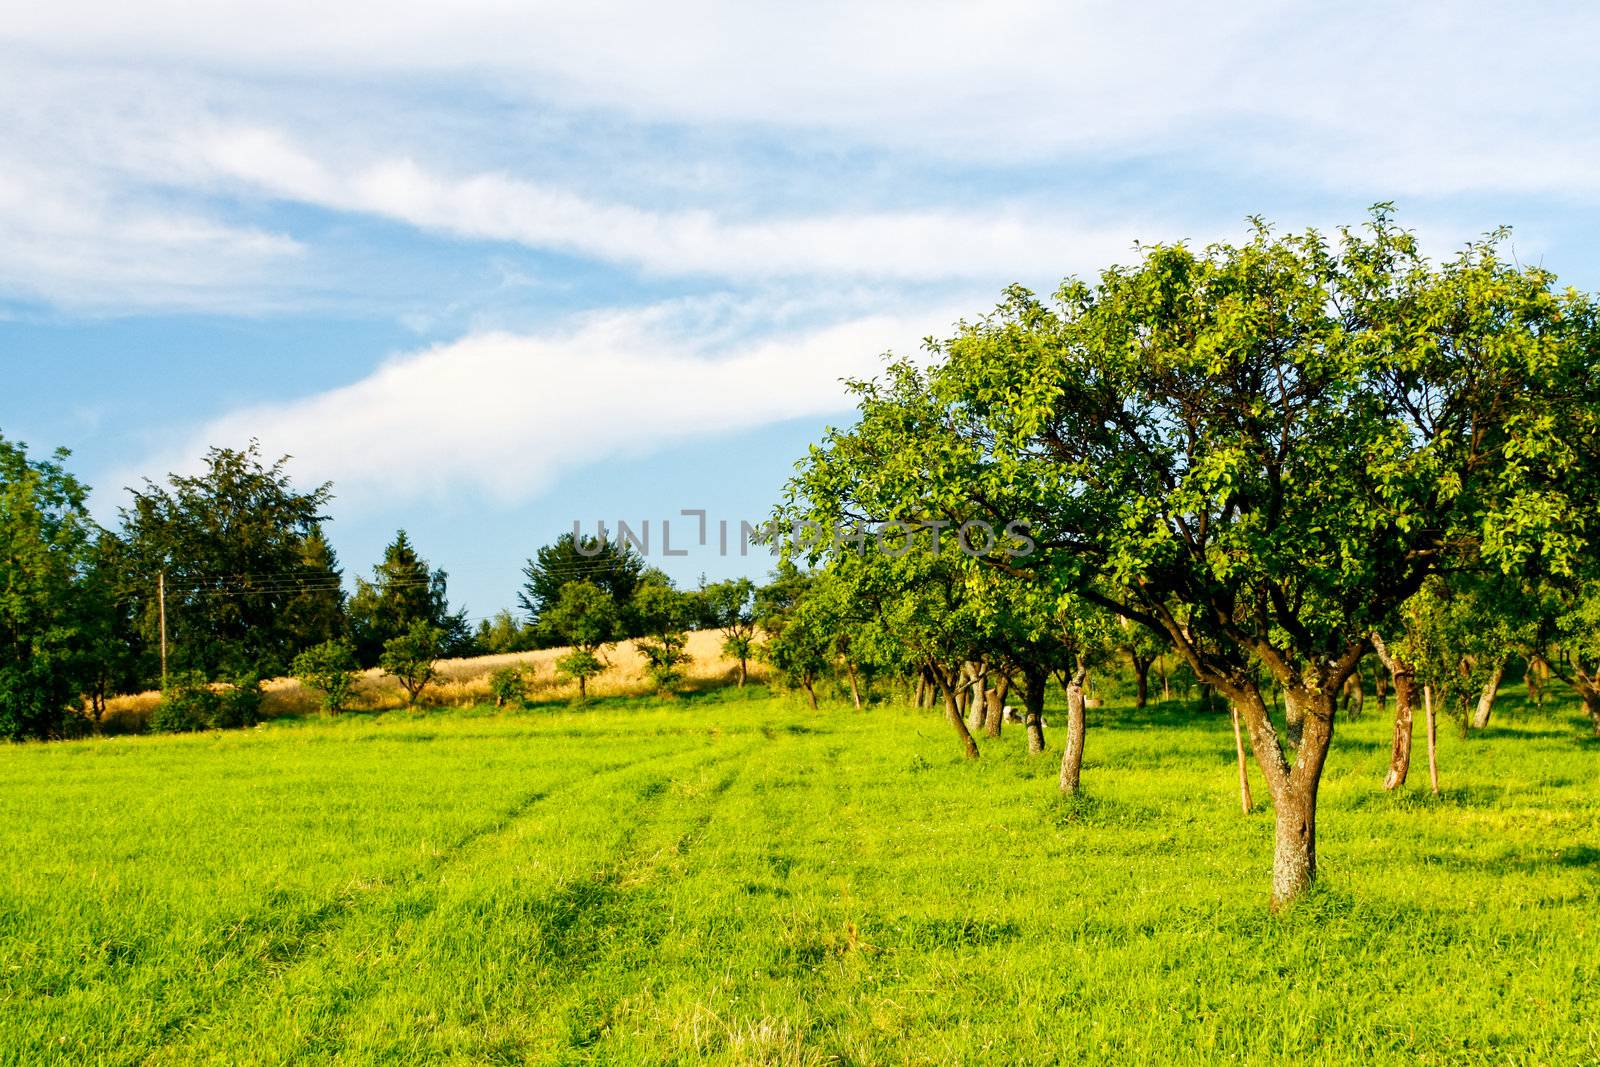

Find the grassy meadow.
[{"left": 2, "top": 685, "right": 1596, "bottom": 1064}]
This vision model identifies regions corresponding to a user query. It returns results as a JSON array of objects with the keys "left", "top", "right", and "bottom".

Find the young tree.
[
  {"left": 545, "top": 580, "right": 618, "bottom": 700},
  {"left": 0, "top": 436, "right": 99, "bottom": 740},
  {"left": 701, "top": 578, "right": 758, "bottom": 686},
  {"left": 488, "top": 665, "right": 530, "bottom": 708},
  {"left": 380, "top": 620, "right": 444, "bottom": 707},
  {"left": 292, "top": 639, "right": 360, "bottom": 714},
  {"left": 631, "top": 581, "right": 693, "bottom": 695},
  {"left": 788, "top": 212, "right": 1600, "bottom": 905}
]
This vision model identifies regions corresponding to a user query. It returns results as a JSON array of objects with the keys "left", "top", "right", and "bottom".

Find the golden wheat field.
[{"left": 99, "top": 628, "right": 761, "bottom": 732}]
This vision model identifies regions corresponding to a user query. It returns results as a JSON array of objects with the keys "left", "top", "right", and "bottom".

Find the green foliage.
[
  {"left": 118, "top": 441, "right": 333, "bottom": 682},
  {"left": 379, "top": 620, "right": 444, "bottom": 707},
  {"left": 701, "top": 578, "right": 758, "bottom": 683},
  {"left": 554, "top": 648, "right": 604, "bottom": 699},
  {"left": 350, "top": 530, "right": 471, "bottom": 666},
  {"left": 293, "top": 639, "right": 360, "bottom": 714},
  {"left": 216, "top": 673, "right": 265, "bottom": 729},
  {"left": 151, "top": 672, "right": 221, "bottom": 733},
  {"left": 487, "top": 665, "right": 529, "bottom": 708},
  {"left": 544, "top": 579, "right": 619, "bottom": 655},
  {"left": 0, "top": 435, "right": 101, "bottom": 740},
  {"left": 279, "top": 527, "right": 346, "bottom": 651},
  {"left": 631, "top": 581, "right": 693, "bottom": 695},
  {"left": 520, "top": 531, "right": 645, "bottom": 639},
  {"left": 150, "top": 671, "right": 263, "bottom": 732},
  {"left": 475, "top": 609, "right": 535, "bottom": 655}
]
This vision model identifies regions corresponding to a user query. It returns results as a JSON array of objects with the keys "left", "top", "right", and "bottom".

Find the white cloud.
[
  {"left": 0, "top": 159, "right": 306, "bottom": 313},
  {"left": 5, "top": 1, "right": 1598, "bottom": 183},
  {"left": 184, "top": 126, "right": 1150, "bottom": 282},
  {"left": 131, "top": 298, "right": 964, "bottom": 510}
]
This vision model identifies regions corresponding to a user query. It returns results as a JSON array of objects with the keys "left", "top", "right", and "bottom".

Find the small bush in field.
[
  {"left": 151, "top": 673, "right": 219, "bottom": 733},
  {"left": 488, "top": 666, "right": 529, "bottom": 708},
  {"left": 216, "top": 673, "right": 264, "bottom": 728},
  {"left": 293, "top": 640, "right": 360, "bottom": 714}
]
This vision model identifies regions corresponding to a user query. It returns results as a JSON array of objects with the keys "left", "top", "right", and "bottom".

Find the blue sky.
[{"left": 4, "top": 2, "right": 1600, "bottom": 621}]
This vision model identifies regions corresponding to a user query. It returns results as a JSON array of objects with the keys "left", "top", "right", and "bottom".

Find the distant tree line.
[{"left": 0, "top": 438, "right": 774, "bottom": 736}]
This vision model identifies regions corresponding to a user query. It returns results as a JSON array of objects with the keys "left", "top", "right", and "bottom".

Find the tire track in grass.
[
  {"left": 494, "top": 747, "right": 754, "bottom": 1061},
  {"left": 268, "top": 738, "right": 755, "bottom": 1064},
  {"left": 129, "top": 735, "right": 720, "bottom": 1066},
  {"left": 151, "top": 736, "right": 754, "bottom": 1065}
]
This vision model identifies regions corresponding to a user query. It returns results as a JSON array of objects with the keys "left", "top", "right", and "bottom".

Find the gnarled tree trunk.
[
  {"left": 1058, "top": 662, "right": 1088, "bottom": 794},
  {"left": 845, "top": 661, "right": 862, "bottom": 710},
  {"left": 983, "top": 672, "right": 1010, "bottom": 738},
  {"left": 1373, "top": 633, "right": 1415, "bottom": 791},
  {"left": 1273, "top": 778, "right": 1317, "bottom": 905},
  {"left": 1022, "top": 665, "right": 1047, "bottom": 754},
  {"left": 1133, "top": 655, "right": 1151, "bottom": 708},
  {"left": 964, "top": 663, "right": 987, "bottom": 733},
  {"left": 935, "top": 667, "right": 980, "bottom": 759}
]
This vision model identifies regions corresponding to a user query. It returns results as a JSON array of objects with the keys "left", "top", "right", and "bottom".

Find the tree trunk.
[
  {"left": 1059, "top": 663, "right": 1088, "bottom": 794},
  {"left": 737, "top": 657, "right": 747, "bottom": 688},
  {"left": 1372, "top": 635, "right": 1416, "bottom": 791},
  {"left": 1470, "top": 659, "right": 1505, "bottom": 729},
  {"left": 1226, "top": 678, "right": 1340, "bottom": 908},
  {"left": 1272, "top": 782, "right": 1317, "bottom": 907},
  {"left": 965, "top": 665, "right": 987, "bottom": 733},
  {"left": 802, "top": 678, "right": 818, "bottom": 710},
  {"left": 1134, "top": 657, "right": 1150, "bottom": 709},
  {"left": 983, "top": 673, "right": 1010, "bottom": 738},
  {"left": 1344, "top": 671, "right": 1364, "bottom": 720},
  {"left": 578, "top": 675, "right": 586, "bottom": 700},
  {"left": 938, "top": 674, "right": 980, "bottom": 759},
  {"left": 1284, "top": 688, "right": 1305, "bottom": 748},
  {"left": 1374, "top": 666, "right": 1388, "bottom": 712},
  {"left": 1585, "top": 689, "right": 1600, "bottom": 737},
  {"left": 846, "top": 662, "right": 862, "bottom": 710},
  {"left": 913, "top": 673, "right": 927, "bottom": 708},
  {"left": 1159, "top": 660, "right": 1171, "bottom": 703},
  {"left": 1230, "top": 702, "right": 1253, "bottom": 814},
  {"left": 1526, "top": 661, "right": 1543, "bottom": 708},
  {"left": 1384, "top": 667, "right": 1415, "bottom": 790},
  {"left": 1023, "top": 665, "right": 1046, "bottom": 754},
  {"left": 1424, "top": 684, "right": 1440, "bottom": 795}
]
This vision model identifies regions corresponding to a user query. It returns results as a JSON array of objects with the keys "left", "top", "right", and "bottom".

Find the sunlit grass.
[{"left": 3, "top": 685, "right": 1596, "bottom": 1063}]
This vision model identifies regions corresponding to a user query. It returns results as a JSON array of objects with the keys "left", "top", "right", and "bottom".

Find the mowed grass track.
[{"left": 1, "top": 688, "right": 1596, "bottom": 1064}]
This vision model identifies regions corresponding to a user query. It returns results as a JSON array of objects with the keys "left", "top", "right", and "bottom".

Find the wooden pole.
[
  {"left": 158, "top": 570, "right": 168, "bottom": 692},
  {"left": 1230, "top": 703, "right": 1253, "bottom": 814},
  {"left": 1424, "top": 683, "right": 1439, "bottom": 796}
]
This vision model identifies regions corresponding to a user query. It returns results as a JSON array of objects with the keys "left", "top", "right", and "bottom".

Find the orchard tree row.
[{"left": 764, "top": 209, "right": 1600, "bottom": 907}]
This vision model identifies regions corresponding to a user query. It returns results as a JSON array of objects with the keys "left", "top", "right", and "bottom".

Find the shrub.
[
  {"left": 151, "top": 673, "right": 219, "bottom": 733},
  {"left": 488, "top": 666, "right": 529, "bottom": 708},
  {"left": 293, "top": 640, "right": 360, "bottom": 714},
  {"left": 216, "top": 672, "right": 264, "bottom": 729}
]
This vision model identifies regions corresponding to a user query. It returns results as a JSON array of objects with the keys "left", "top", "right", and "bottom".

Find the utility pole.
[{"left": 158, "top": 570, "right": 168, "bottom": 692}]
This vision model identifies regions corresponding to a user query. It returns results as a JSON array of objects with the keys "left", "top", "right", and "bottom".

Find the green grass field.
[{"left": 2, "top": 687, "right": 1596, "bottom": 1065}]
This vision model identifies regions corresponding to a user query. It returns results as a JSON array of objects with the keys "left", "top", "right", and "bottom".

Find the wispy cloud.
[
  {"left": 186, "top": 127, "right": 1151, "bottom": 283},
  {"left": 128, "top": 297, "right": 966, "bottom": 510}
]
